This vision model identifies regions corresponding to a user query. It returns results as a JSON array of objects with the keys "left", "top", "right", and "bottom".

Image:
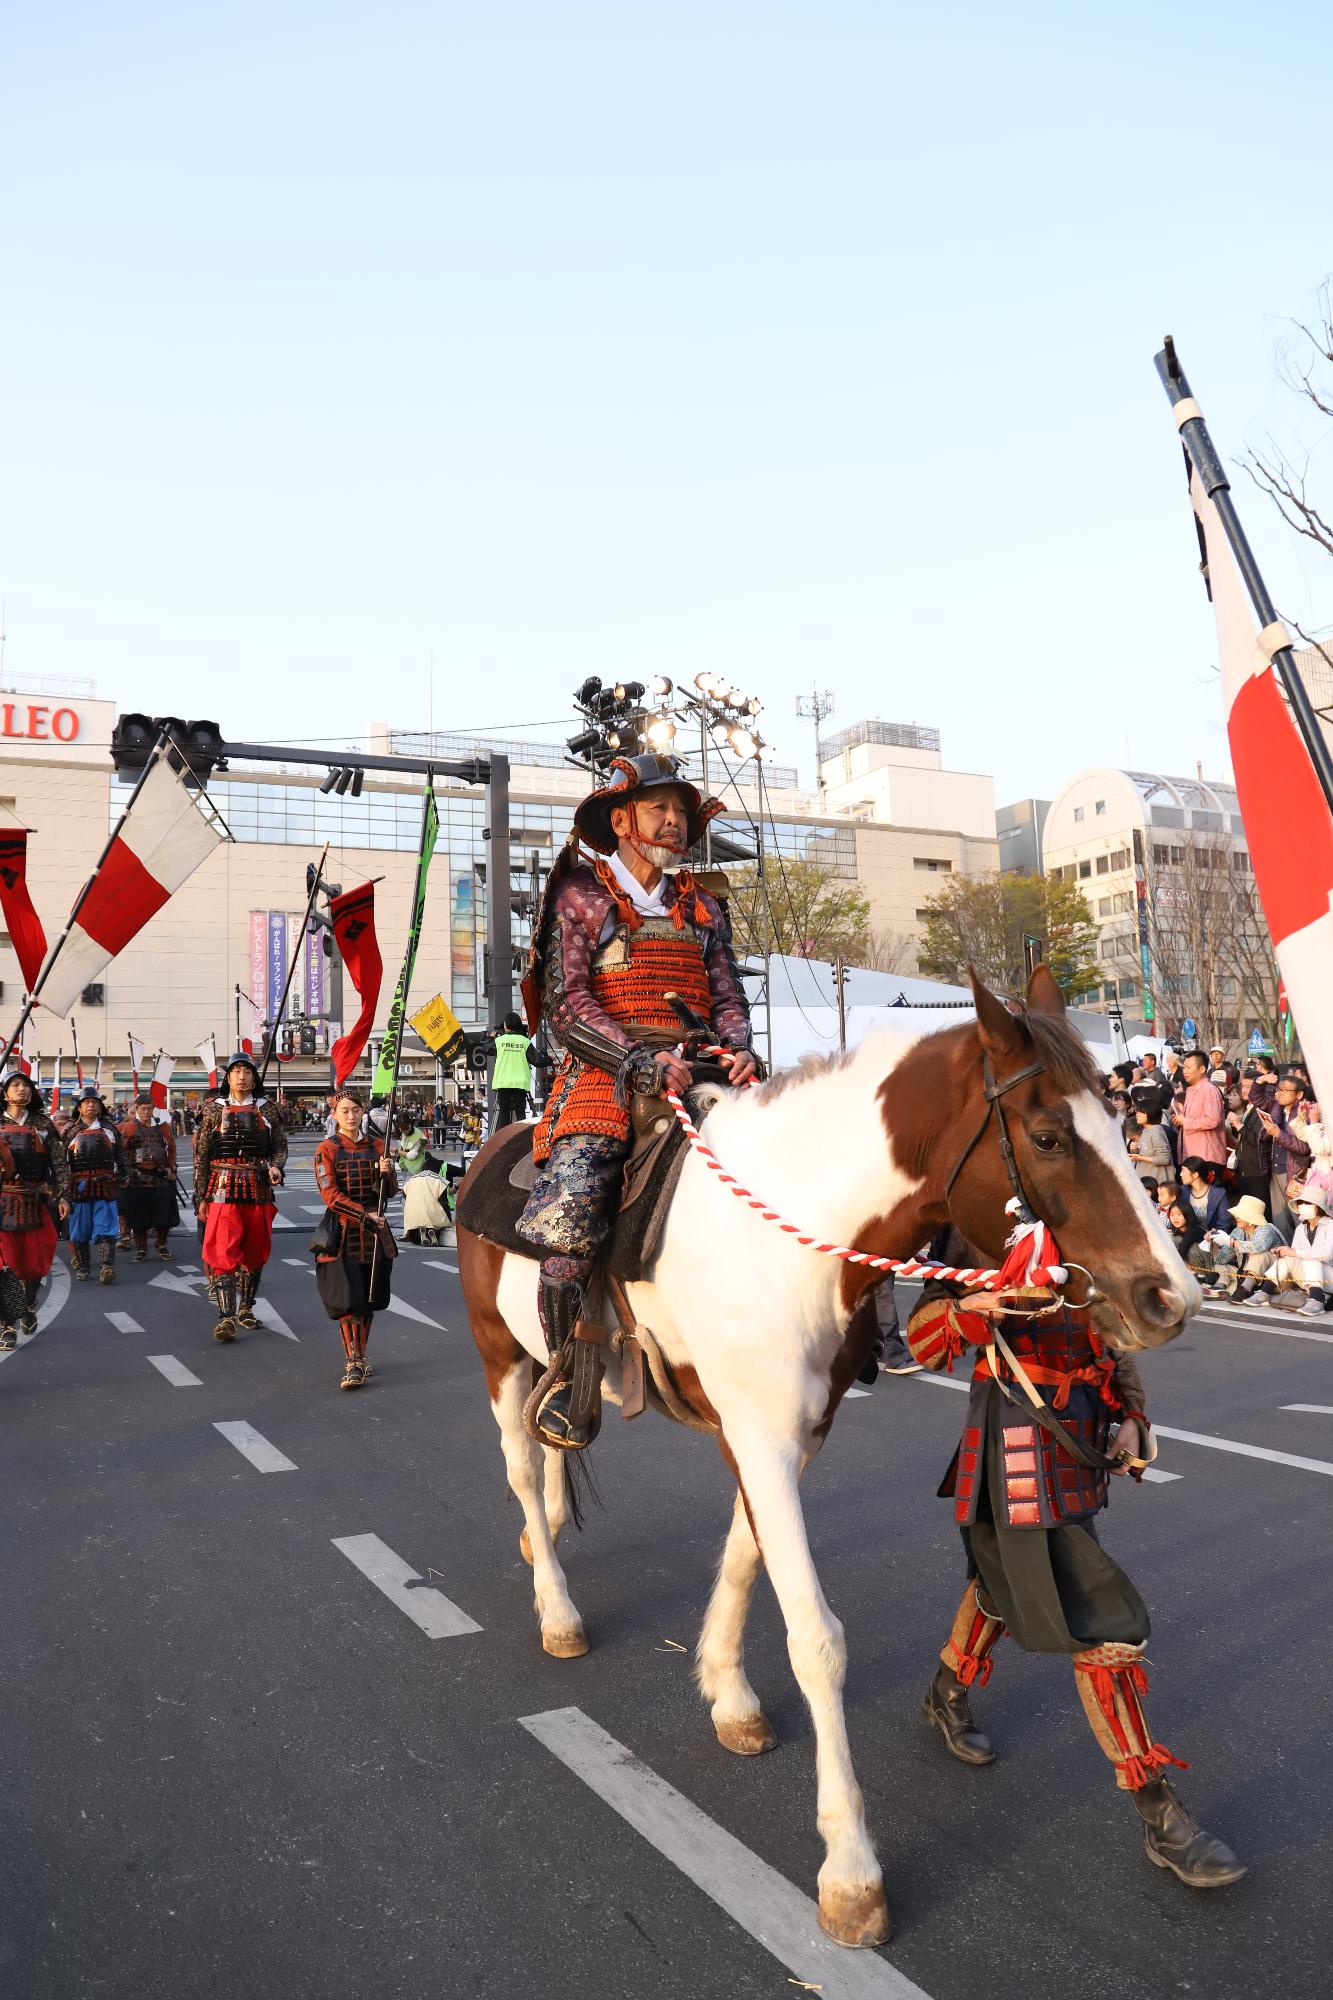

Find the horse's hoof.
[
  {"left": 541, "top": 1624, "right": 589, "bottom": 1659},
  {"left": 714, "top": 1712, "right": 778, "bottom": 1756},
  {"left": 817, "top": 1882, "right": 892, "bottom": 1949},
  {"left": 519, "top": 1527, "right": 533, "bottom": 1565}
]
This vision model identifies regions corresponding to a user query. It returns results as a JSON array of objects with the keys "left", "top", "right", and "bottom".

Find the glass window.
[
  {"left": 1079, "top": 860, "right": 1091, "bottom": 879},
  {"left": 1094, "top": 800, "right": 1106, "bottom": 816},
  {"left": 1073, "top": 806, "right": 1085, "bottom": 823}
]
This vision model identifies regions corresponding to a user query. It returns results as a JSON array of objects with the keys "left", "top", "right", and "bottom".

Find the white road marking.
[
  {"left": 301, "top": 1204, "right": 327, "bottom": 1216},
  {"left": 1200, "top": 1303, "right": 1333, "bottom": 1343},
  {"left": 271, "top": 1214, "right": 298, "bottom": 1230},
  {"left": 175, "top": 1263, "right": 201, "bottom": 1275},
  {"left": 0, "top": 1264, "right": 71, "bottom": 1366},
  {"left": 149, "top": 1271, "right": 208, "bottom": 1299},
  {"left": 912, "top": 1374, "right": 967, "bottom": 1393},
  {"left": 250, "top": 1298, "right": 299, "bottom": 1343},
  {"left": 1140, "top": 1467, "right": 1181, "bottom": 1484},
  {"left": 106, "top": 1311, "right": 145, "bottom": 1334},
  {"left": 1281, "top": 1404, "right": 1333, "bottom": 1415},
  {"left": 1153, "top": 1424, "right": 1333, "bottom": 1477},
  {"left": 909, "top": 1377, "right": 1183, "bottom": 1479},
  {"left": 214, "top": 1421, "right": 296, "bottom": 1473},
  {"left": 147, "top": 1354, "right": 202, "bottom": 1387},
  {"left": 424, "top": 1259, "right": 459, "bottom": 1273},
  {"left": 283, "top": 1258, "right": 306, "bottom": 1268},
  {"left": 844, "top": 1386, "right": 872, "bottom": 1399},
  {"left": 520, "top": 1708, "right": 927, "bottom": 1999},
  {"left": 332, "top": 1534, "right": 481, "bottom": 1638},
  {"left": 384, "top": 1297, "right": 444, "bottom": 1328}
]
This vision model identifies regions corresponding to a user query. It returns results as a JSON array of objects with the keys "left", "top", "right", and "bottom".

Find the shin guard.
[
  {"left": 1073, "top": 1642, "right": 1190, "bottom": 1791},
  {"left": 940, "top": 1582, "right": 1006, "bottom": 1688}
]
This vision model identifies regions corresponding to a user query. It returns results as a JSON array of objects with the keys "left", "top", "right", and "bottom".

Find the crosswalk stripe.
[
  {"left": 520, "top": 1708, "right": 926, "bottom": 1998},
  {"left": 332, "top": 1534, "right": 481, "bottom": 1638},
  {"left": 105, "top": 1311, "right": 144, "bottom": 1334},
  {"left": 1280, "top": 1403, "right": 1333, "bottom": 1415},
  {"left": 147, "top": 1354, "right": 202, "bottom": 1387},
  {"left": 214, "top": 1420, "right": 296, "bottom": 1473},
  {"left": 424, "top": 1259, "right": 459, "bottom": 1273}
]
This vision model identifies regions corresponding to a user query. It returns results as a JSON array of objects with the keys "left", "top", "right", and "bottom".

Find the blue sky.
[{"left": 3, "top": 2, "right": 1332, "bottom": 803}]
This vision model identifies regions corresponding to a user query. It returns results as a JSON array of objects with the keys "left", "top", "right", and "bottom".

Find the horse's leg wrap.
[
  {"left": 526, "top": 1264, "right": 602, "bottom": 1450},
  {"left": 1072, "top": 1642, "right": 1188, "bottom": 1791}
]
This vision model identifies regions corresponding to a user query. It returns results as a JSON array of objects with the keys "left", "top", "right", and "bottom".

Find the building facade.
[
  {"left": 1042, "top": 766, "right": 1278, "bottom": 1046},
  {"left": 0, "top": 693, "right": 998, "bottom": 1085}
]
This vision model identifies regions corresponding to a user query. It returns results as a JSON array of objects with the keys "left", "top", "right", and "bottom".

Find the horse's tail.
[{"left": 562, "top": 1439, "right": 601, "bottom": 1532}]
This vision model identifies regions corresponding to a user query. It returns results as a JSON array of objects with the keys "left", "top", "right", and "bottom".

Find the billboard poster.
[
  {"left": 1135, "top": 877, "right": 1154, "bottom": 1023},
  {"left": 304, "top": 925, "right": 325, "bottom": 1020},
  {"left": 267, "top": 910, "right": 288, "bottom": 1023},
  {"left": 249, "top": 912, "right": 267, "bottom": 1020}
]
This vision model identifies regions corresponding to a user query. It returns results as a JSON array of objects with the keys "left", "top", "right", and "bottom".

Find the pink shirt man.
[{"left": 1181, "top": 1074, "right": 1228, "bottom": 1164}]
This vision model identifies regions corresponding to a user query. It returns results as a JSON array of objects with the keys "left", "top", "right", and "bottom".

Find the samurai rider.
[
  {"left": 0, "top": 1069, "right": 70, "bottom": 1347},
  {"left": 118, "top": 1093, "right": 180, "bottom": 1261},
  {"left": 906, "top": 1233, "right": 1245, "bottom": 1889},
  {"left": 194, "top": 1051, "right": 287, "bottom": 1343},
  {"left": 517, "top": 752, "right": 758, "bottom": 1449},
  {"left": 64, "top": 1086, "right": 126, "bottom": 1284},
  {"left": 312, "top": 1090, "right": 398, "bottom": 1391}
]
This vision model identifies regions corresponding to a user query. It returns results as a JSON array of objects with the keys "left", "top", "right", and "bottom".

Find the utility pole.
[
  {"left": 832, "top": 955, "right": 848, "bottom": 1054},
  {"left": 795, "top": 687, "right": 835, "bottom": 799}
]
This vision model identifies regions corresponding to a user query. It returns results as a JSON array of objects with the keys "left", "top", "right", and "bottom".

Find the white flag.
[{"left": 150, "top": 1051, "right": 175, "bottom": 1111}]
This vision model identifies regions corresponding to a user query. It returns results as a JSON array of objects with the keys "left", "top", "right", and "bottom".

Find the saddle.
[{"left": 455, "top": 1072, "right": 725, "bottom": 1284}]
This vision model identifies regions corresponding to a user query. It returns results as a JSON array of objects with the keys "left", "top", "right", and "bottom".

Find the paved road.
[{"left": 3, "top": 1142, "right": 1332, "bottom": 2000}]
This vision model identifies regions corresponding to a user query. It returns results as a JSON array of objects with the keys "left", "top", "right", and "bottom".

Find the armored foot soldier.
[
  {"left": 118, "top": 1095, "right": 180, "bottom": 1260},
  {"left": 0, "top": 1070, "right": 71, "bottom": 1346},
  {"left": 516, "top": 753, "right": 758, "bottom": 1449},
  {"left": 906, "top": 1242, "right": 1245, "bottom": 1889},
  {"left": 312, "top": 1092, "right": 397, "bottom": 1389},
  {"left": 65, "top": 1087, "right": 126, "bottom": 1284},
  {"left": 194, "top": 1052, "right": 287, "bottom": 1342}
]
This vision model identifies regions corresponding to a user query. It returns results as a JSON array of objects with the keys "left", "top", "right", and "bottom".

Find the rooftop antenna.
[{"left": 795, "top": 686, "right": 835, "bottom": 799}]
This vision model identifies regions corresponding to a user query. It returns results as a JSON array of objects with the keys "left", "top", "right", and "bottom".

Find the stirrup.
[{"left": 524, "top": 1364, "right": 600, "bottom": 1450}]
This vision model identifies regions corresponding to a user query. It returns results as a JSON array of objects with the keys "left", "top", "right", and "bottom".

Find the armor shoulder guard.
[{"left": 521, "top": 840, "right": 602, "bottom": 1031}]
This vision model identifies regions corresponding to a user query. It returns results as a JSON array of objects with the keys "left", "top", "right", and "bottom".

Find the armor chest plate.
[
  {"left": 1, "top": 1122, "right": 49, "bottom": 1181},
  {"left": 69, "top": 1128, "right": 114, "bottom": 1171},
  {"left": 129, "top": 1125, "right": 168, "bottom": 1171},
  {"left": 332, "top": 1142, "right": 380, "bottom": 1205},
  {"left": 217, "top": 1106, "right": 274, "bottom": 1161},
  {"left": 588, "top": 922, "right": 712, "bottom": 1032}
]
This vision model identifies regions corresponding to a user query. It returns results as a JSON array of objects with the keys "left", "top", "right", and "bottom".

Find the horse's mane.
[{"left": 748, "top": 1005, "right": 1101, "bottom": 1108}]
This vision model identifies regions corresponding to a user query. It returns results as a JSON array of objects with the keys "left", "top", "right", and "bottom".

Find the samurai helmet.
[
  {"left": 573, "top": 752, "right": 722, "bottom": 858},
  {"left": 223, "top": 1051, "right": 261, "bottom": 1082},
  {"left": 76, "top": 1084, "right": 107, "bottom": 1109}
]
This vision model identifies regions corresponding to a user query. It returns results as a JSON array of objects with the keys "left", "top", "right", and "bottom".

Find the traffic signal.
[
  {"left": 278, "top": 1023, "right": 295, "bottom": 1058},
  {"left": 110, "top": 713, "right": 226, "bottom": 784},
  {"left": 299, "top": 1023, "right": 316, "bottom": 1057}
]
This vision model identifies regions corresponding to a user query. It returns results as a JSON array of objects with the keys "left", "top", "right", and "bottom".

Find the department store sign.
[{"left": 0, "top": 697, "right": 118, "bottom": 766}]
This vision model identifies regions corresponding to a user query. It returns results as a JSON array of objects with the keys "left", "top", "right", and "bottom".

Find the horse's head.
[{"left": 914, "top": 967, "right": 1197, "bottom": 1350}]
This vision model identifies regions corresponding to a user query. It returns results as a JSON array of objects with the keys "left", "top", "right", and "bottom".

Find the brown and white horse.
[{"left": 457, "top": 968, "right": 1198, "bottom": 1947}]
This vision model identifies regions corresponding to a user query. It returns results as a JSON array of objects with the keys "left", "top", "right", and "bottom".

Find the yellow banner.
[{"left": 408, "top": 994, "right": 465, "bottom": 1061}]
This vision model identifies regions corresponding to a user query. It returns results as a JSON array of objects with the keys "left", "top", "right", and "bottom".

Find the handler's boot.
[
  {"left": 213, "top": 1275, "right": 238, "bottom": 1343},
  {"left": 1073, "top": 1642, "right": 1246, "bottom": 1888},
  {"left": 235, "top": 1267, "right": 261, "bottom": 1331},
  {"left": 96, "top": 1239, "right": 116, "bottom": 1285},
  {"left": 69, "top": 1243, "right": 90, "bottom": 1282},
  {"left": 132, "top": 1231, "right": 148, "bottom": 1264},
  {"left": 21, "top": 1280, "right": 40, "bottom": 1337},
  {"left": 525, "top": 1278, "right": 603, "bottom": 1451},
  {"left": 154, "top": 1228, "right": 174, "bottom": 1262},
  {"left": 923, "top": 1583, "right": 1003, "bottom": 1765}
]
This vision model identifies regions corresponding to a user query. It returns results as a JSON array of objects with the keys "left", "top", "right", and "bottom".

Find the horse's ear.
[
  {"left": 968, "top": 967, "right": 1028, "bottom": 1065},
  {"left": 1026, "top": 964, "right": 1067, "bottom": 1019}
]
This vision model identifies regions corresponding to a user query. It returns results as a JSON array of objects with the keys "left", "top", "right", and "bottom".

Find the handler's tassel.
[{"left": 988, "top": 1198, "right": 1067, "bottom": 1292}]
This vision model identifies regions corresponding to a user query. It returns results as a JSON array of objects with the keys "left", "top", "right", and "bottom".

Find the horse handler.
[
  {"left": 0, "top": 1069, "right": 70, "bottom": 1346},
  {"left": 194, "top": 1052, "right": 286, "bottom": 1342},
  {"left": 906, "top": 1247, "right": 1244, "bottom": 1889},
  {"left": 312, "top": 1091, "right": 396, "bottom": 1390}
]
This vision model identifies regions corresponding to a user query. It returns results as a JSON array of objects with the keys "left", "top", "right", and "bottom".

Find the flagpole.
[
  {"left": 258, "top": 843, "right": 329, "bottom": 1086},
  {"left": 70, "top": 1015, "right": 82, "bottom": 1088},
  {"left": 0, "top": 725, "right": 173, "bottom": 1076},
  {"left": 368, "top": 777, "right": 435, "bottom": 1294},
  {"left": 1155, "top": 338, "right": 1333, "bottom": 814}
]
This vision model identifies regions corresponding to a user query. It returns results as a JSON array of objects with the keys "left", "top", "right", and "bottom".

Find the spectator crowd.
[{"left": 1105, "top": 1042, "right": 1331, "bottom": 1318}]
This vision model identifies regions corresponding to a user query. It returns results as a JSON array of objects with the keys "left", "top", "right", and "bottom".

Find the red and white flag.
[
  {"left": 238, "top": 993, "right": 262, "bottom": 1056},
  {"left": 49, "top": 1053, "right": 62, "bottom": 1115},
  {"left": 1189, "top": 467, "right": 1333, "bottom": 1109},
  {"left": 150, "top": 1051, "right": 174, "bottom": 1111},
  {"left": 196, "top": 1035, "right": 218, "bottom": 1091},
  {"left": 128, "top": 1034, "right": 146, "bottom": 1094},
  {"left": 34, "top": 751, "right": 229, "bottom": 1020}
]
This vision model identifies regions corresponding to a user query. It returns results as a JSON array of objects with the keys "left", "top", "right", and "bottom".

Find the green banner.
[{"left": 371, "top": 785, "right": 439, "bottom": 1103}]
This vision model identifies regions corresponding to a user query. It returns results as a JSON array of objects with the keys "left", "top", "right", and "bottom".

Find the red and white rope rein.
[{"left": 663, "top": 1074, "right": 1005, "bottom": 1289}]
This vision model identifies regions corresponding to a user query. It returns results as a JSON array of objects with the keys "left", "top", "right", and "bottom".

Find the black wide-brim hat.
[{"left": 573, "top": 753, "right": 723, "bottom": 857}]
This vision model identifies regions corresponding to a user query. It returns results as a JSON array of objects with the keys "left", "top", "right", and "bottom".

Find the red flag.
[
  {"left": 329, "top": 882, "right": 383, "bottom": 1088},
  {"left": 0, "top": 829, "right": 49, "bottom": 994},
  {"left": 50, "top": 1053, "right": 62, "bottom": 1116}
]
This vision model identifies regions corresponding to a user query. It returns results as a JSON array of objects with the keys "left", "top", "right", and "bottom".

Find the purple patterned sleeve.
[{"left": 544, "top": 873, "right": 646, "bottom": 1078}]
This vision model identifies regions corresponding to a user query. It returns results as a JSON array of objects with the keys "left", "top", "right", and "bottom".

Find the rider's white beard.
[{"left": 635, "top": 839, "right": 683, "bottom": 870}]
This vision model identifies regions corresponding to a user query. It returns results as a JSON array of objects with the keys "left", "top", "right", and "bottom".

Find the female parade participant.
[
  {"left": 118, "top": 1094, "right": 179, "bottom": 1261},
  {"left": 194, "top": 1052, "right": 287, "bottom": 1343},
  {"left": 312, "top": 1091, "right": 396, "bottom": 1390},
  {"left": 0, "top": 1070, "right": 70, "bottom": 1347},
  {"left": 65, "top": 1086, "right": 125, "bottom": 1284}
]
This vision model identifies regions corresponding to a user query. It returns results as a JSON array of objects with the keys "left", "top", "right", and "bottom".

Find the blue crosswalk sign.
[{"left": 1248, "top": 1028, "right": 1268, "bottom": 1054}]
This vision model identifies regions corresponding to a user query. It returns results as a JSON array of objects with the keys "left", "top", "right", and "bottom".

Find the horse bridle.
[{"left": 943, "top": 1050, "right": 1046, "bottom": 1228}]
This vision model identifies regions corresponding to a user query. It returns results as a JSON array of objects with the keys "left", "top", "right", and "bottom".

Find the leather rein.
[{"left": 943, "top": 1050, "right": 1046, "bottom": 1228}]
